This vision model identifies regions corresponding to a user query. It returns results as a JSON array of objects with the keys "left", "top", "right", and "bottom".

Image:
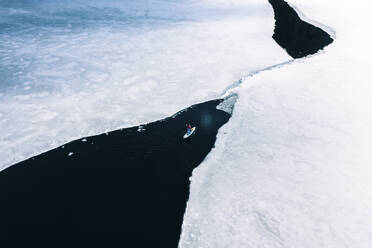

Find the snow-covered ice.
[
  {"left": 2, "top": 0, "right": 372, "bottom": 246},
  {"left": 180, "top": 0, "right": 372, "bottom": 247},
  {"left": 0, "top": 0, "right": 290, "bottom": 169}
]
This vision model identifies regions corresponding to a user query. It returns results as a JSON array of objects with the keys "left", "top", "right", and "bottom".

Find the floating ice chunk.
[
  {"left": 68, "top": 152, "right": 73, "bottom": 156},
  {"left": 137, "top": 125, "right": 146, "bottom": 132},
  {"left": 216, "top": 94, "right": 238, "bottom": 115}
]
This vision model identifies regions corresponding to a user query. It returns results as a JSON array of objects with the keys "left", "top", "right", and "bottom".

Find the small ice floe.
[
  {"left": 216, "top": 94, "right": 238, "bottom": 115},
  {"left": 137, "top": 125, "right": 146, "bottom": 132},
  {"left": 105, "top": 132, "right": 109, "bottom": 135},
  {"left": 61, "top": 146, "right": 65, "bottom": 149},
  {"left": 81, "top": 138, "right": 87, "bottom": 142},
  {"left": 68, "top": 152, "right": 74, "bottom": 156}
]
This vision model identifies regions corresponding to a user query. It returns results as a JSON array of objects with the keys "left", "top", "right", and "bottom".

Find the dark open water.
[
  {"left": 269, "top": 0, "right": 333, "bottom": 58},
  {"left": 0, "top": 100, "right": 231, "bottom": 247}
]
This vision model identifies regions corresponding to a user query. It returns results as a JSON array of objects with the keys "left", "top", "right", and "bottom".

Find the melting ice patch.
[{"left": 0, "top": 0, "right": 290, "bottom": 169}]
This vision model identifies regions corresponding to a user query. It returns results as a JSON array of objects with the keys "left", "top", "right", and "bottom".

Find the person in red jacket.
[{"left": 186, "top": 123, "right": 192, "bottom": 134}]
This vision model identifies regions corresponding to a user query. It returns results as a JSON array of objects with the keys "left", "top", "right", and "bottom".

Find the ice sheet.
[
  {"left": 0, "top": 0, "right": 290, "bottom": 169},
  {"left": 180, "top": 0, "right": 372, "bottom": 247}
]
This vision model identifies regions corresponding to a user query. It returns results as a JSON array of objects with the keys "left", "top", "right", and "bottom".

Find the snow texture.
[
  {"left": 0, "top": 0, "right": 290, "bottom": 169},
  {"left": 180, "top": 0, "right": 372, "bottom": 247}
]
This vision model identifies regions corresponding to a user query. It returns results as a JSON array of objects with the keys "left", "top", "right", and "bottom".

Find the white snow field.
[
  {"left": 0, "top": 0, "right": 290, "bottom": 169},
  {"left": 180, "top": 0, "right": 372, "bottom": 247}
]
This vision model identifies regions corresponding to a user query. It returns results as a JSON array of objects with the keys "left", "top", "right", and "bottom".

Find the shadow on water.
[
  {"left": 269, "top": 0, "right": 333, "bottom": 58},
  {"left": 0, "top": 99, "right": 231, "bottom": 248}
]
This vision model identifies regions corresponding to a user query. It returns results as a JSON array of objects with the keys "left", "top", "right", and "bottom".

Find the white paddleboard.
[{"left": 183, "top": 127, "right": 196, "bottom": 139}]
